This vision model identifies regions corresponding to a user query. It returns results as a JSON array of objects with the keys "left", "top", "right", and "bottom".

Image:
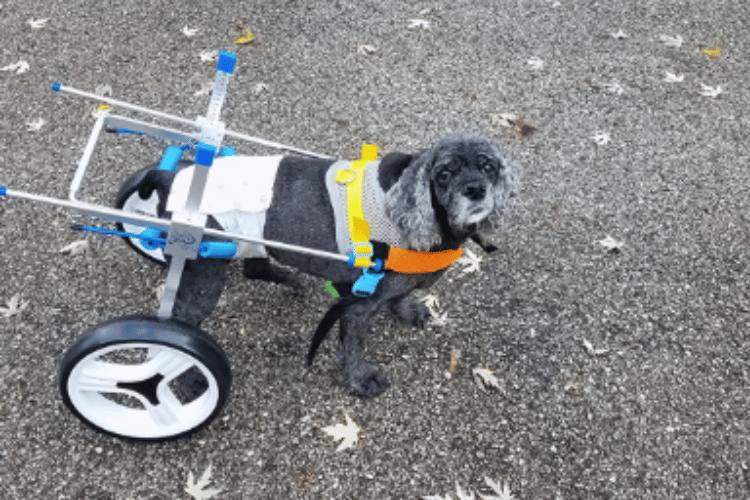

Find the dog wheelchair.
[{"left": 1, "top": 51, "right": 383, "bottom": 440}]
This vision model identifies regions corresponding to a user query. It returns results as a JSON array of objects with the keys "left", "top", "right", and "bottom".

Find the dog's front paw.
[
  {"left": 390, "top": 295, "right": 431, "bottom": 328},
  {"left": 348, "top": 363, "right": 389, "bottom": 398}
]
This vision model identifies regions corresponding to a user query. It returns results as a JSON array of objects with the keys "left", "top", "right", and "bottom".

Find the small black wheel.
[
  {"left": 59, "top": 315, "right": 231, "bottom": 441},
  {"left": 113, "top": 161, "right": 191, "bottom": 264}
]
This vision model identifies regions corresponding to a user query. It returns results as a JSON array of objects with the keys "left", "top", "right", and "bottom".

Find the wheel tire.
[
  {"left": 113, "top": 161, "right": 191, "bottom": 264},
  {"left": 59, "top": 315, "right": 231, "bottom": 441}
]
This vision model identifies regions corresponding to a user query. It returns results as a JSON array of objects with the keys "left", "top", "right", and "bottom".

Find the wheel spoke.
[
  {"left": 144, "top": 392, "right": 183, "bottom": 427},
  {"left": 74, "top": 371, "right": 122, "bottom": 392},
  {"left": 78, "top": 361, "right": 149, "bottom": 390},
  {"left": 146, "top": 348, "right": 195, "bottom": 381}
]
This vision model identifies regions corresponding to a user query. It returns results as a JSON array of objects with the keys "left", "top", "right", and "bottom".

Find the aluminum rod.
[
  {"left": 55, "top": 84, "right": 331, "bottom": 159},
  {"left": 54, "top": 84, "right": 197, "bottom": 128},
  {"left": 4, "top": 188, "right": 352, "bottom": 264},
  {"left": 69, "top": 115, "right": 106, "bottom": 201},
  {"left": 223, "top": 129, "right": 331, "bottom": 159}
]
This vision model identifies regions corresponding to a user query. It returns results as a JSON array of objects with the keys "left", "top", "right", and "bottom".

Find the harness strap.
[
  {"left": 384, "top": 246, "right": 463, "bottom": 274},
  {"left": 337, "top": 144, "right": 378, "bottom": 268}
]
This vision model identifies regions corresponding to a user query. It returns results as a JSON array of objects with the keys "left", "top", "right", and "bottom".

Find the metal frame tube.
[{"left": 4, "top": 187, "right": 351, "bottom": 263}]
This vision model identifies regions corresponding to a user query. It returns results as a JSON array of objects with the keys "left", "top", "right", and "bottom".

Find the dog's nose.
[{"left": 462, "top": 182, "right": 486, "bottom": 201}]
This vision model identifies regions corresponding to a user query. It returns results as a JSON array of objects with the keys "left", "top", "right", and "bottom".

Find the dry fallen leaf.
[
  {"left": 478, "top": 477, "right": 515, "bottom": 500},
  {"left": 472, "top": 367, "right": 502, "bottom": 392},
  {"left": 26, "top": 118, "right": 45, "bottom": 131},
  {"left": 602, "top": 81, "right": 624, "bottom": 95},
  {"left": 408, "top": 19, "right": 431, "bottom": 29},
  {"left": 357, "top": 44, "right": 377, "bottom": 56},
  {"left": 582, "top": 339, "right": 609, "bottom": 356},
  {"left": 456, "top": 482, "right": 476, "bottom": 500},
  {"left": 491, "top": 112, "right": 518, "bottom": 129},
  {"left": 321, "top": 412, "right": 361, "bottom": 451},
  {"left": 234, "top": 27, "right": 255, "bottom": 44},
  {"left": 698, "top": 83, "right": 723, "bottom": 98},
  {"left": 659, "top": 34, "right": 683, "bottom": 48},
  {"left": 28, "top": 18, "right": 49, "bottom": 29},
  {"left": 1, "top": 294, "right": 29, "bottom": 318},
  {"left": 94, "top": 84, "right": 112, "bottom": 96},
  {"left": 701, "top": 46, "right": 721, "bottom": 58},
  {"left": 1, "top": 60, "right": 30, "bottom": 74},
  {"left": 598, "top": 235, "right": 624, "bottom": 253},
  {"left": 182, "top": 26, "right": 198, "bottom": 37},
  {"left": 447, "top": 349, "right": 460, "bottom": 376},
  {"left": 663, "top": 71, "right": 685, "bottom": 83},
  {"left": 91, "top": 104, "right": 113, "bottom": 120},
  {"left": 456, "top": 249, "right": 482, "bottom": 276},
  {"left": 60, "top": 239, "right": 89, "bottom": 256},
  {"left": 185, "top": 465, "right": 222, "bottom": 500},
  {"left": 527, "top": 57, "right": 544, "bottom": 70},
  {"left": 425, "top": 476, "right": 515, "bottom": 500},
  {"left": 591, "top": 131, "right": 611, "bottom": 145}
]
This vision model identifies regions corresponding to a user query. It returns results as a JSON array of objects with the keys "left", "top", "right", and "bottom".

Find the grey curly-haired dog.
[{"left": 140, "top": 133, "right": 518, "bottom": 397}]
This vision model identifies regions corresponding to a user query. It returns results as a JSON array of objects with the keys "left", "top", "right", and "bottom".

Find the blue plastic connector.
[
  {"left": 217, "top": 51, "right": 237, "bottom": 74},
  {"left": 52, "top": 82, "right": 61, "bottom": 92},
  {"left": 195, "top": 142, "right": 217, "bottom": 166},
  {"left": 158, "top": 145, "right": 185, "bottom": 171},
  {"left": 198, "top": 241, "right": 237, "bottom": 258},
  {"left": 0, "top": 186, "right": 6, "bottom": 197},
  {"left": 139, "top": 228, "right": 164, "bottom": 250},
  {"left": 352, "top": 268, "right": 385, "bottom": 297}
]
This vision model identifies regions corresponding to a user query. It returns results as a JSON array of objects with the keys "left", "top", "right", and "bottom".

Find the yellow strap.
[{"left": 338, "top": 144, "right": 378, "bottom": 267}]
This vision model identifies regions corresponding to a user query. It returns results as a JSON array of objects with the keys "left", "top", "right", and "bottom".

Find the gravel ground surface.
[{"left": 1, "top": 0, "right": 749, "bottom": 498}]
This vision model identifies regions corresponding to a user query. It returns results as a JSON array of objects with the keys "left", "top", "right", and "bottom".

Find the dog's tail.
[{"left": 307, "top": 295, "right": 361, "bottom": 365}]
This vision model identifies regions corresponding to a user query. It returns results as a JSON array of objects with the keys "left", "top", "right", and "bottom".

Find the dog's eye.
[
  {"left": 478, "top": 157, "right": 496, "bottom": 173},
  {"left": 436, "top": 170, "right": 452, "bottom": 185}
]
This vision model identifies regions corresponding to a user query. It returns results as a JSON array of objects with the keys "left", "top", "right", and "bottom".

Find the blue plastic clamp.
[
  {"left": 217, "top": 51, "right": 237, "bottom": 74},
  {"left": 139, "top": 228, "right": 165, "bottom": 250},
  {"left": 352, "top": 267, "right": 385, "bottom": 297},
  {"left": 52, "top": 82, "right": 61, "bottom": 92},
  {"left": 219, "top": 146, "right": 236, "bottom": 157},
  {"left": 198, "top": 241, "right": 237, "bottom": 259},
  {"left": 0, "top": 186, "right": 6, "bottom": 197},
  {"left": 158, "top": 145, "right": 185, "bottom": 171},
  {"left": 195, "top": 142, "right": 217, "bottom": 167}
]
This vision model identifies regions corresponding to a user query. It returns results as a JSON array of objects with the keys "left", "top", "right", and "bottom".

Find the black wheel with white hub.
[{"left": 58, "top": 315, "right": 231, "bottom": 441}]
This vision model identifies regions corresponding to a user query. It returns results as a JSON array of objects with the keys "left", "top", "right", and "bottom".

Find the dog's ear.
[
  {"left": 378, "top": 153, "right": 413, "bottom": 192},
  {"left": 384, "top": 149, "right": 442, "bottom": 251},
  {"left": 484, "top": 142, "right": 520, "bottom": 230}
]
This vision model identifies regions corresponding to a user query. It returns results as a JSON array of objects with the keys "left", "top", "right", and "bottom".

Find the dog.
[{"left": 139, "top": 133, "right": 518, "bottom": 397}]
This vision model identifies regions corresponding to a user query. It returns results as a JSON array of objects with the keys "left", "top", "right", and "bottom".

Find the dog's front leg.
[{"left": 337, "top": 300, "right": 389, "bottom": 397}]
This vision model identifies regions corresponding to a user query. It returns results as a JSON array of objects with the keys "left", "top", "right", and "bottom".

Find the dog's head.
[{"left": 384, "top": 134, "right": 518, "bottom": 251}]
